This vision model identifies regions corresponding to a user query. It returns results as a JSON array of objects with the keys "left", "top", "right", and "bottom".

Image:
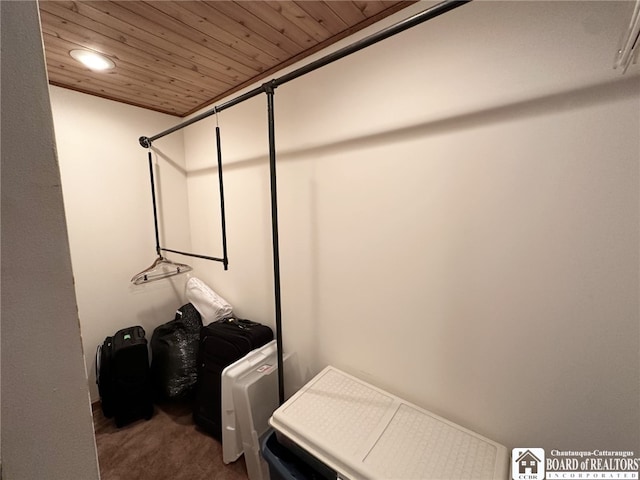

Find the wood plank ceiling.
[{"left": 40, "top": 1, "right": 416, "bottom": 117}]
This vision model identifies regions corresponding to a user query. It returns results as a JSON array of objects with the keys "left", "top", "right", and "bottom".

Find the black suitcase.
[
  {"left": 193, "top": 317, "right": 273, "bottom": 438},
  {"left": 96, "top": 336, "right": 115, "bottom": 418},
  {"left": 96, "top": 326, "right": 154, "bottom": 427}
]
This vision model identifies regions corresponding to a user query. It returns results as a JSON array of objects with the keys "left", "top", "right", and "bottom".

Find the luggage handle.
[
  {"left": 96, "top": 344, "right": 101, "bottom": 383},
  {"left": 217, "top": 317, "right": 257, "bottom": 330},
  {"left": 115, "top": 326, "right": 146, "bottom": 343}
]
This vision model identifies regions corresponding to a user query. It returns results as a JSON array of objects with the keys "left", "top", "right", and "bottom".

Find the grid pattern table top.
[
  {"left": 272, "top": 367, "right": 507, "bottom": 479},
  {"left": 364, "top": 404, "right": 498, "bottom": 479},
  {"left": 281, "top": 368, "right": 394, "bottom": 457}
]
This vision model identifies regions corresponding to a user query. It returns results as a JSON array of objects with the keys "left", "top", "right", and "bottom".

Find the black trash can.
[{"left": 261, "top": 430, "right": 336, "bottom": 480}]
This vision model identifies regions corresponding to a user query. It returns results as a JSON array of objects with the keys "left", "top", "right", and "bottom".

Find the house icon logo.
[{"left": 512, "top": 448, "right": 545, "bottom": 480}]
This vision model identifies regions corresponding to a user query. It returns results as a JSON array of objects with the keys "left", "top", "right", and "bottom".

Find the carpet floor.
[{"left": 93, "top": 400, "right": 248, "bottom": 480}]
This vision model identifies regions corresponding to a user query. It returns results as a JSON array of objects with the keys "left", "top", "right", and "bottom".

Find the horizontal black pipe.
[
  {"left": 140, "top": 86, "right": 267, "bottom": 146},
  {"left": 139, "top": 0, "right": 470, "bottom": 147},
  {"left": 160, "top": 247, "right": 226, "bottom": 263}
]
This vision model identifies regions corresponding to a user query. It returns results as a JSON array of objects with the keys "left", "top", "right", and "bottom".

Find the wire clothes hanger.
[
  {"left": 131, "top": 150, "right": 193, "bottom": 285},
  {"left": 131, "top": 255, "right": 193, "bottom": 285}
]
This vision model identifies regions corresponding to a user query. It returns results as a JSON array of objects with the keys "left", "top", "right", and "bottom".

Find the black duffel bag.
[{"left": 150, "top": 303, "right": 202, "bottom": 400}]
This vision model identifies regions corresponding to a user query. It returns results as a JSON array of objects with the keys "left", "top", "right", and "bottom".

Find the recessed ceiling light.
[{"left": 69, "top": 49, "right": 115, "bottom": 71}]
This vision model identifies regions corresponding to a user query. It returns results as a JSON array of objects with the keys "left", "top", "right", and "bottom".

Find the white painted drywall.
[
  {"left": 183, "top": 1, "right": 640, "bottom": 451},
  {"left": 0, "top": 2, "right": 100, "bottom": 478},
  {"left": 50, "top": 86, "right": 192, "bottom": 402}
]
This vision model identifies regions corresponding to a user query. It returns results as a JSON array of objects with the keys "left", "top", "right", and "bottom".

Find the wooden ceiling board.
[
  {"left": 40, "top": 6, "right": 230, "bottom": 92},
  {"left": 41, "top": 3, "right": 239, "bottom": 87},
  {"left": 45, "top": 51, "right": 204, "bottom": 109},
  {"left": 323, "top": 2, "right": 369, "bottom": 26},
  {"left": 39, "top": 1, "right": 417, "bottom": 117},
  {"left": 158, "top": 2, "right": 289, "bottom": 62},
  {"left": 45, "top": 58, "right": 199, "bottom": 116},
  {"left": 206, "top": 1, "right": 304, "bottom": 56},
  {"left": 238, "top": 2, "right": 317, "bottom": 48},
  {"left": 293, "top": 2, "right": 349, "bottom": 36},
  {"left": 265, "top": 1, "right": 333, "bottom": 42},
  {"left": 88, "top": 1, "right": 258, "bottom": 77}
]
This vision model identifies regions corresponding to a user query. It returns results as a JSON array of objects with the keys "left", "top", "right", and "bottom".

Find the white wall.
[
  {"left": 46, "top": 0, "right": 639, "bottom": 455},
  {"left": 50, "top": 87, "right": 192, "bottom": 402},
  {"left": 0, "top": 2, "right": 100, "bottom": 478},
  {"left": 184, "top": 0, "right": 640, "bottom": 451}
]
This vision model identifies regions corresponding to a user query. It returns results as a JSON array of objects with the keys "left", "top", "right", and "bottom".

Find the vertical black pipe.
[
  {"left": 215, "top": 126, "right": 229, "bottom": 270},
  {"left": 148, "top": 151, "right": 161, "bottom": 256},
  {"left": 265, "top": 83, "right": 285, "bottom": 406}
]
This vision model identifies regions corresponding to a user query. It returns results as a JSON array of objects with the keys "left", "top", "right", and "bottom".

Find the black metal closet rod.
[
  {"left": 159, "top": 247, "right": 226, "bottom": 264},
  {"left": 139, "top": 0, "right": 469, "bottom": 148}
]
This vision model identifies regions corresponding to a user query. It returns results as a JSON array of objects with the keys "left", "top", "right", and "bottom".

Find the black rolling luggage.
[
  {"left": 96, "top": 326, "right": 154, "bottom": 427},
  {"left": 193, "top": 317, "right": 273, "bottom": 438},
  {"left": 96, "top": 336, "right": 115, "bottom": 418}
]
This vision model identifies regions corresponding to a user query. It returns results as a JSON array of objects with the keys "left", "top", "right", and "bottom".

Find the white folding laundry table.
[{"left": 270, "top": 366, "right": 509, "bottom": 480}]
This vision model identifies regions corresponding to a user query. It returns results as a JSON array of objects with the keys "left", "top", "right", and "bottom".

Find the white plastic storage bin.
[
  {"left": 221, "top": 340, "right": 302, "bottom": 480},
  {"left": 270, "top": 366, "right": 509, "bottom": 480}
]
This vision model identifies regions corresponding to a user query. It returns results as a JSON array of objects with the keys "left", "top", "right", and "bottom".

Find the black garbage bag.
[{"left": 151, "top": 303, "right": 203, "bottom": 400}]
